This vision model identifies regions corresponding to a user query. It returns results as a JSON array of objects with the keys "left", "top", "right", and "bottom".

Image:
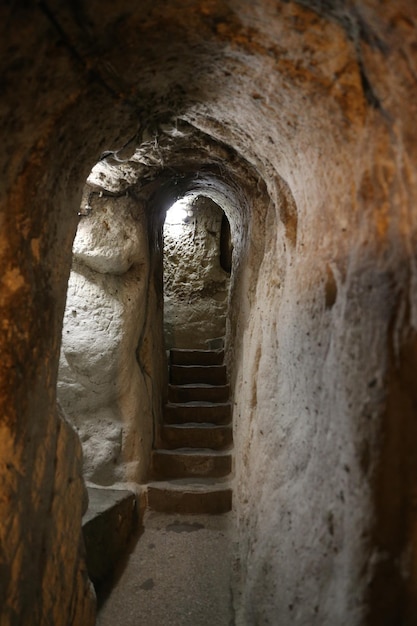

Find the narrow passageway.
[
  {"left": 98, "top": 204, "right": 236, "bottom": 625},
  {"left": 148, "top": 347, "right": 233, "bottom": 514},
  {"left": 59, "top": 175, "right": 236, "bottom": 624},
  {"left": 98, "top": 346, "right": 234, "bottom": 626},
  {"left": 3, "top": 2, "right": 417, "bottom": 623},
  {"left": 97, "top": 511, "right": 233, "bottom": 626}
]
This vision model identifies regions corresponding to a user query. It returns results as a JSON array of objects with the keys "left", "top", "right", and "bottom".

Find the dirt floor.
[{"left": 97, "top": 511, "right": 234, "bottom": 626}]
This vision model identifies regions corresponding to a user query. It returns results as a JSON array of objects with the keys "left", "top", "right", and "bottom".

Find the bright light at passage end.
[{"left": 165, "top": 199, "right": 189, "bottom": 225}]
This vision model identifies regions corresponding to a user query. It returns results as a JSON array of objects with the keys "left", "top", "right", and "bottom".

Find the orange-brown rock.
[{"left": 1, "top": 1, "right": 417, "bottom": 624}]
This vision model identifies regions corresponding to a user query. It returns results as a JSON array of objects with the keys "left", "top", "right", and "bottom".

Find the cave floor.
[{"left": 97, "top": 511, "right": 234, "bottom": 626}]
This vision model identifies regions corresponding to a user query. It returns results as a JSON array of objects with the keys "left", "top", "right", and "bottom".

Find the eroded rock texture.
[
  {"left": 58, "top": 190, "right": 157, "bottom": 485},
  {"left": 164, "top": 196, "right": 230, "bottom": 348},
  {"left": 1, "top": 1, "right": 417, "bottom": 624}
]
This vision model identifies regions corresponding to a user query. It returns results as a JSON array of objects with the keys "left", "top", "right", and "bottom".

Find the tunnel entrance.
[
  {"left": 57, "top": 165, "right": 236, "bottom": 490},
  {"left": 57, "top": 170, "right": 236, "bottom": 618},
  {"left": 163, "top": 194, "right": 232, "bottom": 350},
  {"left": 45, "top": 108, "right": 277, "bottom": 623}
]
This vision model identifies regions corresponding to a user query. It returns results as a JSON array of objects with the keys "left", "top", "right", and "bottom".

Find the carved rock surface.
[
  {"left": 164, "top": 196, "right": 230, "bottom": 348},
  {"left": 58, "top": 192, "right": 154, "bottom": 485},
  {"left": 1, "top": 1, "right": 417, "bottom": 625}
]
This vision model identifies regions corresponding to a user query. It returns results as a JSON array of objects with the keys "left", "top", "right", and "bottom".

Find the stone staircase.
[{"left": 146, "top": 347, "right": 233, "bottom": 514}]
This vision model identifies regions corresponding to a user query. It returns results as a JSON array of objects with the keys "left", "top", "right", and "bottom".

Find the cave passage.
[
  {"left": 163, "top": 194, "right": 232, "bottom": 350},
  {"left": 58, "top": 167, "right": 237, "bottom": 624},
  {"left": 2, "top": 3, "right": 417, "bottom": 624}
]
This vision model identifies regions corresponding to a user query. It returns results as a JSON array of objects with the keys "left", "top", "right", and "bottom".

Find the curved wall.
[{"left": 1, "top": 2, "right": 417, "bottom": 624}]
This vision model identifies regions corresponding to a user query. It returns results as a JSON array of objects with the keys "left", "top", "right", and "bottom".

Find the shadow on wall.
[{"left": 163, "top": 194, "right": 232, "bottom": 349}]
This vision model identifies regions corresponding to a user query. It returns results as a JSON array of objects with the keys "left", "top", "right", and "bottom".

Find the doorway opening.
[{"left": 163, "top": 194, "right": 232, "bottom": 351}]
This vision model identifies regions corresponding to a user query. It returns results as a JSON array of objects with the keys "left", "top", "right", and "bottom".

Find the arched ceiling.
[
  {"left": 4, "top": 0, "right": 413, "bottom": 205},
  {"left": 84, "top": 120, "right": 267, "bottom": 231}
]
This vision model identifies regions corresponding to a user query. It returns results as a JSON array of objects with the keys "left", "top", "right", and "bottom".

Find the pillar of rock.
[{"left": 58, "top": 191, "right": 155, "bottom": 485}]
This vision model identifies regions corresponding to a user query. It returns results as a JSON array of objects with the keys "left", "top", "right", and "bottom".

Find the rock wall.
[
  {"left": 1, "top": 1, "right": 417, "bottom": 624},
  {"left": 221, "top": 4, "right": 417, "bottom": 621},
  {"left": 58, "top": 189, "right": 159, "bottom": 485},
  {"left": 0, "top": 81, "right": 98, "bottom": 623},
  {"left": 163, "top": 196, "right": 230, "bottom": 348}
]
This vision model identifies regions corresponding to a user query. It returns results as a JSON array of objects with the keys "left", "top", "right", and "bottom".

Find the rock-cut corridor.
[
  {"left": 95, "top": 355, "right": 234, "bottom": 626},
  {"left": 2, "top": 1, "right": 417, "bottom": 625}
]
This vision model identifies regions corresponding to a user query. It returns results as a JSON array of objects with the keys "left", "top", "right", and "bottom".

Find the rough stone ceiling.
[
  {"left": 86, "top": 120, "right": 248, "bottom": 195},
  {"left": 4, "top": 0, "right": 407, "bottom": 197},
  {"left": 1, "top": 0, "right": 415, "bottom": 254},
  {"left": 84, "top": 120, "right": 267, "bottom": 236}
]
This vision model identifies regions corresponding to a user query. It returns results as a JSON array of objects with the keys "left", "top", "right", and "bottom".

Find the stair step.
[
  {"left": 168, "top": 384, "right": 230, "bottom": 403},
  {"left": 170, "top": 349, "right": 224, "bottom": 366},
  {"left": 154, "top": 347, "right": 233, "bottom": 516},
  {"left": 152, "top": 449, "right": 232, "bottom": 479},
  {"left": 158, "top": 424, "right": 233, "bottom": 450},
  {"left": 164, "top": 401, "right": 231, "bottom": 424},
  {"left": 147, "top": 478, "right": 232, "bottom": 514},
  {"left": 170, "top": 364, "right": 227, "bottom": 386}
]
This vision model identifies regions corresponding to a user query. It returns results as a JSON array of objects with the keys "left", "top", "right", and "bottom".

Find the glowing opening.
[{"left": 165, "top": 199, "right": 190, "bottom": 225}]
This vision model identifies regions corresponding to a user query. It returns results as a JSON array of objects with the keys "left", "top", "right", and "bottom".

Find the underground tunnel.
[
  {"left": 1, "top": 1, "right": 417, "bottom": 625},
  {"left": 57, "top": 151, "right": 237, "bottom": 487}
]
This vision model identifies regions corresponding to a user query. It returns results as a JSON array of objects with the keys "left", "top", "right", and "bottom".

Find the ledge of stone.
[{"left": 82, "top": 487, "right": 139, "bottom": 585}]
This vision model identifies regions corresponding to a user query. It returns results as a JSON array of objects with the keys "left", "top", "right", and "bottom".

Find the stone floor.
[{"left": 97, "top": 511, "right": 234, "bottom": 626}]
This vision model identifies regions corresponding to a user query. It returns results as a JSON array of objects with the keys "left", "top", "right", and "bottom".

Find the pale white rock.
[
  {"left": 58, "top": 193, "right": 153, "bottom": 485},
  {"left": 73, "top": 195, "right": 144, "bottom": 274},
  {"left": 87, "top": 159, "right": 141, "bottom": 194}
]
